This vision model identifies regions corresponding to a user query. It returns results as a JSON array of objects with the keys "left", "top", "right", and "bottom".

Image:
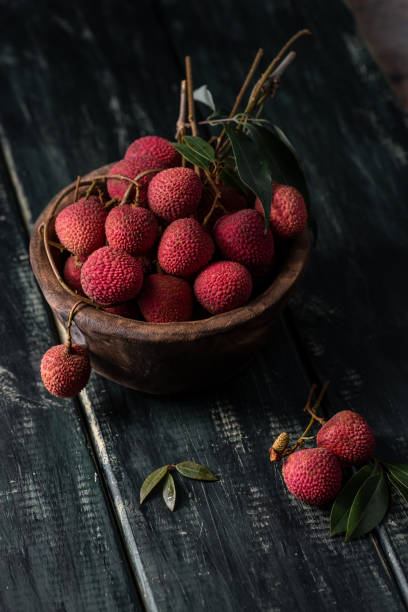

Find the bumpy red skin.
[
  {"left": 55, "top": 196, "right": 106, "bottom": 257},
  {"left": 196, "top": 184, "right": 247, "bottom": 228},
  {"left": 213, "top": 209, "right": 275, "bottom": 276},
  {"left": 158, "top": 218, "right": 214, "bottom": 277},
  {"left": 148, "top": 167, "right": 202, "bottom": 222},
  {"left": 255, "top": 184, "right": 307, "bottom": 239},
  {"left": 107, "top": 156, "right": 159, "bottom": 204},
  {"left": 63, "top": 254, "right": 87, "bottom": 293},
  {"left": 138, "top": 274, "right": 193, "bottom": 323},
  {"left": 194, "top": 261, "right": 252, "bottom": 314},
  {"left": 316, "top": 410, "right": 375, "bottom": 466},
  {"left": 105, "top": 204, "right": 158, "bottom": 255},
  {"left": 125, "top": 136, "right": 180, "bottom": 168},
  {"left": 41, "top": 344, "right": 91, "bottom": 398},
  {"left": 81, "top": 246, "right": 144, "bottom": 304},
  {"left": 282, "top": 448, "right": 342, "bottom": 505}
]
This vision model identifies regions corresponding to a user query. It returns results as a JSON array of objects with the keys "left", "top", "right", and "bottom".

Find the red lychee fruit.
[
  {"left": 316, "top": 410, "right": 375, "bottom": 466},
  {"left": 41, "top": 344, "right": 91, "bottom": 398},
  {"left": 125, "top": 135, "right": 180, "bottom": 168},
  {"left": 282, "top": 448, "right": 342, "bottom": 505},
  {"left": 63, "top": 254, "right": 87, "bottom": 294},
  {"left": 138, "top": 274, "right": 193, "bottom": 323},
  {"left": 55, "top": 196, "right": 107, "bottom": 257},
  {"left": 105, "top": 204, "right": 158, "bottom": 255},
  {"left": 107, "top": 156, "right": 159, "bottom": 204},
  {"left": 134, "top": 254, "right": 153, "bottom": 275},
  {"left": 81, "top": 246, "right": 144, "bottom": 304},
  {"left": 254, "top": 185, "right": 307, "bottom": 239},
  {"left": 148, "top": 167, "right": 202, "bottom": 222},
  {"left": 213, "top": 209, "right": 274, "bottom": 276},
  {"left": 194, "top": 261, "right": 252, "bottom": 314},
  {"left": 158, "top": 218, "right": 214, "bottom": 278},
  {"left": 196, "top": 184, "right": 247, "bottom": 228}
]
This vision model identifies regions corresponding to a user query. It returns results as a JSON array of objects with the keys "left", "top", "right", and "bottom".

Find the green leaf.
[
  {"left": 172, "top": 143, "right": 210, "bottom": 171},
  {"left": 246, "top": 124, "right": 310, "bottom": 210},
  {"left": 193, "top": 85, "right": 215, "bottom": 112},
  {"left": 387, "top": 473, "right": 408, "bottom": 504},
  {"left": 330, "top": 464, "right": 376, "bottom": 536},
  {"left": 345, "top": 471, "right": 390, "bottom": 541},
  {"left": 162, "top": 472, "right": 176, "bottom": 512},
  {"left": 184, "top": 135, "right": 215, "bottom": 163},
  {"left": 383, "top": 463, "right": 408, "bottom": 488},
  {"left": 176, "top": 461, "right": 218, "bottom": 481},
  {"left": 219, "top": 166, "right": 248, "bottom": 196},
  {"left": 140, "top": 466, "right": 169, "bottom": 505},
  {"left": 224, "top": 123, "right": 273, "bottom": 229}
]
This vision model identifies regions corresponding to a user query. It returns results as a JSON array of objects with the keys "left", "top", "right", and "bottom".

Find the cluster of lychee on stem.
[{"left": 271, "top": 382, "right": 408, "bottom": 541}]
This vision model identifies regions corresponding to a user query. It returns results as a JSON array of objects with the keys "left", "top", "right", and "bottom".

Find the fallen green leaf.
[
  {"left": 383, "top": 463, "right": 408, "bottom": 489},
  {"left": 176, "top": 461, "right": 218, "bottom": 481},
  {"left": 162, "top": 472, "right": 176, "bottom": 512},
  {"left": 345, "top": 471, "right": 389, "bottom": 541},
  {"left": 140, "top": 465, "right": 169, "bottom": 505},
  {"left": 330, "top": 464, "right": 375, "bottom": 536},
  {"left": 386, "top": 473, "right": 408, "bottom": 504}
]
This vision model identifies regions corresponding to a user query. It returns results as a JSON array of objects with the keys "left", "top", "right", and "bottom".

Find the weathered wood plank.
[
  {"left": 1, "top": 0, "right": 406, "bottom": 610},
  {"left": 0, "top": 157, "right": 141, "bottom": 610}
]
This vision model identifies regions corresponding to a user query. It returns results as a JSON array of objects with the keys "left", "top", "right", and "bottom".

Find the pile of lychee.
[{"left": 40, "top": 134, "right": 307, "bottom": 397}]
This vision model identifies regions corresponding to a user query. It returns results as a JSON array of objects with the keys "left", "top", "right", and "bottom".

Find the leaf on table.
[
  {"left": 386, "top": 473, "right": 408, "bottom": 504},
  {"left": 140, "top": 465, "right": 169, "bottom": 505},
  {"left": 176, "top": 461, "right": 218, "bottom": 481},
  {"left": 345, "top": 471, "right": 390, "bottom": 541},
  {"left": 330, "top": 463, "right": 376, "bottom": 536},
  {"left": 194, "top": 84, "right": 216, "bottom": 112},
  {"left": 383, "top": 463, "right": 408, "bottom": 489},
  {"left": 224, "top": 123, "right": 273, "bottom": 229},
  {"left": 184, "top": 135, "right": 215, "bottom": 163},
  {"left": 162, "top": 472, "right": 176, "bottom": 512},
  {"left": 172, "top": 143, "right": 210, "bottom": 171}
]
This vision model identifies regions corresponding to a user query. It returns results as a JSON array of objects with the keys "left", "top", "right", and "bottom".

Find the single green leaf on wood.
[
  {"left": 386, "top": 473, "right": 408, "bottom": 504},
  {"left": 162, "top": 472, "right": 176, "bottom": 512},
  {"left": 172, "top": 143, "right": 210, "bottom": 171},
  {"left": 345, "top": 471, "right": 390, "bottom": 541},
  {"left": 176, "top": 461, "right": 218, "bottom": 481},
  {"left": 140, "top": 465, "right": 169, "bottom": 505},
  {"left": 246, "top": 123, "right": 310, "bottom": 210},
  {"left": 224, "top": 123, "right": 273, "bottom": 229},
  {"left": 383, "top": 463, "right": 408, "bottom": 489},
  {"left": 193, "top": 84, "right": 216, "bottom": 112},
  {"left": 184, "top": 135, "right": 215, "bottom": 163},
  {"left": 330, "top": 463, "right": 376, "bottom": 536}
]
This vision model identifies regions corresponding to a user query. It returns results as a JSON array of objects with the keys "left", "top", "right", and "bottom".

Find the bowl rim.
[{"left": 30, "top": 163, "right": 310, "bottom": 343}]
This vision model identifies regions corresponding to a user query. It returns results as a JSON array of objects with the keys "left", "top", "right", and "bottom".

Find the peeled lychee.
[
  {"left": 105, "top": 204, "right": 158, "bottom": 255},
  {"left": 316, "top": 410, "right": 375, "bottom": 466},
  {"left": 138, "top": 274, "right": 193, "bottom": 323},
  {"left": 125, "top": 135, "right": 180, "bottom": 168},
  {"left": 213, "top": 209, "right": 274, "bottom": 276},
  {"left": 63, "top": 254, "right": 87, "bottom": 294},
  {"left": 255, "top": 185, "right": 307, "bottom": 238},
  {"left": 148, "top": 167, "right": 202, "bottom": 222},
  {"left": 158, "top": 218, "right": 214, "bottom": 277},
  {"left": 282, "top": 448, "right": 342, "bottom": 505},
  {"left": 194, "top": 261, "right": 252, "bottom": 314},
  {"left": 81, "top": 246, "right": 143, "bottom": 304},
  {"left": 55, "top": 196, "right": 107, "bottom": 257},
  {"left": 41, "top": 344, "right": 91, "bottom": 398},
  {"left": 107, "top": 156, "right": 159, "bottom": 204}
]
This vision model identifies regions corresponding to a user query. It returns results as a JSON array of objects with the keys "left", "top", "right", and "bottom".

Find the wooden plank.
[
  {"left": 1, "top": 0, "right": 406, "bottom": 610},
  {"left": 0, "top": 157, "right": 141, "bottom": 610},
  {"left": 156, "top": 0, "right": 408, "bottom": 601}
]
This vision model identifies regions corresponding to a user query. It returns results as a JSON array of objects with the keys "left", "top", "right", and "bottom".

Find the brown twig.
[
  {"left": 175, "top": 80, "right": 187, "bottom": 142},
  {"left": 185, "top": 56, "right": 200, "bottom": 175},
  {"left": 256, "top": 51, "right": 297, "bottom": 107},
  {"left": 74, "top": 175, "right": 81, "bottom": 201},
  {"left": 66, "top": 300, "right": 84, "bottom": 351}
]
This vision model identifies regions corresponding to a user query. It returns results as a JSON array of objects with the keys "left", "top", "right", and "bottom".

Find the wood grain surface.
[{"left": 0, "top": 0, "right": 407, "bottom": 610}]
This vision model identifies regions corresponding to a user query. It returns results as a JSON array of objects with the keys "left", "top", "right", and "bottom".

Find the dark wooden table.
[{"left": 1, "top": 1, "right": 408, "bottom": 610}]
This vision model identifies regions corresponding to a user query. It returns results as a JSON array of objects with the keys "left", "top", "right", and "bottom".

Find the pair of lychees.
[{"left": 281, "top": 410, "right": 375, "bottom": 505}]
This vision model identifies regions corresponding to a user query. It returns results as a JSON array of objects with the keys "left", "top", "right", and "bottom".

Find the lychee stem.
[
  {"left": 175, "top": 79, "right": 187, "bottom": 142},
  {"left": 256, "top": 51, "right": 296, "bottom": 107},
  {"left": 304, "top": 380, "right": 329, "bottom": 425},
  {"left": 74, "top": 175, "right": 81, "bottom": 201},
  {"left": 65, "top": 300, "right": 84, "bottom": 352},
  {"left": 185, "top": 56, "right": 200, "bottom": 176}
]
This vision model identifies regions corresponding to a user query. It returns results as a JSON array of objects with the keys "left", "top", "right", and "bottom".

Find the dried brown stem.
[
  {"left": 175, "top": 80, "right": 187, "bottom": 141},
  {"left": 185, "top": 56, "right": 200, "bottom": 175},
  {"left": 66, "top": 300, "right": 84, "bottom": 351},
  {"left": 256, "top": 51, "right": 297, "bottom": 107},
  {"left": 74, "top": 175, "right": 81, "bottom": 201}
]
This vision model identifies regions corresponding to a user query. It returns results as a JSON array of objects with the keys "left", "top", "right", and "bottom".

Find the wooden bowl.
[{"left": 30, "top": 164, "right": 310, "bottom": 395}]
